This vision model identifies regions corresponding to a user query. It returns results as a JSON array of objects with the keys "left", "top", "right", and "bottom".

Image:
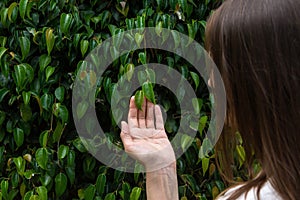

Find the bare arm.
[{"left": 146, "top": 162, "right": 178, "bottom": 200}]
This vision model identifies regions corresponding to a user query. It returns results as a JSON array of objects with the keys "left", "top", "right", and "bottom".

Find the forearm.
[{"left": 146, "top": 162, "right": 179, "bottom": 200}]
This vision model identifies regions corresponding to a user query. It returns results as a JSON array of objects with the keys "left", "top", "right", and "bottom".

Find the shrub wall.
[{"left": 0, "top": 0, "right": 248, "bottom": 200}]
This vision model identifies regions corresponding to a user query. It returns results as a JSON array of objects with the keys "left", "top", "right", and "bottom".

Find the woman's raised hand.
[{"left": 120, "top": 97, "right": 176, "bottom": 172}]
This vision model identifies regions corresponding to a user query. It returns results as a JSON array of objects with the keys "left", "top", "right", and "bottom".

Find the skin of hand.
[
  {"left": 120, "top": 96, "right": 179, "bottom": 200},
  {"left": 120, "top": 96, "right": 176, "bottom": 172}
]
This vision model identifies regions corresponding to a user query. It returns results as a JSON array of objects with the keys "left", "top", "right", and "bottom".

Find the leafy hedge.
[{"left": 0, "top": 0, "right": 249, "bottom": 199}]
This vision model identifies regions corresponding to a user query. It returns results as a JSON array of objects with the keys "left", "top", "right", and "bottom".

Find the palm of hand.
[{"left": 120, "top": 97, "right": 175, "bottom": 171}]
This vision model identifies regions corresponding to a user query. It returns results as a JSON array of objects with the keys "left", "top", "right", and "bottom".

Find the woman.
[{"left": 120, "top": 0, "right": 300, "bottom": 199}]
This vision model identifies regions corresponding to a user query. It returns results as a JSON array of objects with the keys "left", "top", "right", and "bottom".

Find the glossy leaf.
[
  {"left": 84, "top": 185, "right": 96, "bottom": 200},
  {"left": 36, "top": 186, "right": 47, "bottom": 200},
  {"left": 19, "top": 37, "right": 30, "bottom": 60},
  {"left": 0, "top": 88, "right": 9, "bottom": 103},
  {"left": 35, "top": 148, "right": 48, "bottom": 169},
  {"left": 45, "top": 66, "right": 55, "bottom": 81},
  {"left": 19, "top": 0, "right": 28, "bottom": 19},
  {"left": 60, "top": 13, "right": 73, "bottom": 34},
  {"left": 8, "top": 2, "right": 18, "bottom": 22},
  {"left": 55, "top": 173, "right": 68, "bottom": 197},
  {"left": 53, "top": 121, "right": 64, "bottom": 143},
  {"left": 55, "top": 86, "right": 65, "bottom": 102},
  {"left": 130, "top": 187, "right": 141, "bottom": 200},
  {"left": 134, "top": 90, "right": 144, "bottom": 110},
  {"left": 96, "top": 174, "right": 106, "bottom": 196},
  {"left": 76, "top": 100, "right": 89, "bottom": 119},
  {"left": 39, "top": 54, "right": 51, "bottom": 71},
  {"left": 202, "top": 157, "right": 210, "bottom": 175},
  {"left": 80, "top": 40, "right": 89, "bottom": 57},
  {"left": 0, "top": 47, "right": 7, "bottom": 60},
  {"left": 190, "top": 71, "right": 200, "bottom": 90},
  {"left": 46, "top": 28, "right": 55, "bottom": 55},
  {"left": 13, "top": 156, "right": 25, "bottom": 175},
  {"left": 13, "top": 128, "right": 24, "bottom": 148},
  {"left": 58, "top": 145, "right": 69, "bottom": 160},
  {"left": 142, "top": 82, "right": 155, "bottom": 104},
  {"left": 104, "top": 193, "right": 116, "bottom": 200}
]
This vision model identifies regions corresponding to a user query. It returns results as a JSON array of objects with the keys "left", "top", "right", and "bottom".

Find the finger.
[
  {"left": 128, "top": 96, "right": 138, "bottom": 128},
  {"left": 146, "top": 100, "right": 155, "bottom": 128},
  {"left": 138, "top": 97, "right": 147, "bottom": 128},
  {"left": 120, "top": 121, "right": 133, "bottom": 149},
  {"left": 155, "top": 105, "right": 165, "bottom": 130}
]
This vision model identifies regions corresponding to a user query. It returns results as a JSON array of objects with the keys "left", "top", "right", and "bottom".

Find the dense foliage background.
[{"left": 0, "top": 0, "right": 249, "bottom": 199}]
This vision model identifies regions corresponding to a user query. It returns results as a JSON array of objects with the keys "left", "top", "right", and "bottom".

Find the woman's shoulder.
[{"left": 216, "top": 180, "right": 282, "bottom": 200}]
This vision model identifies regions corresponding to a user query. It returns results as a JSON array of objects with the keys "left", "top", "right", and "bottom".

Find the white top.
[{"left": 216, "top": 181, "right": 283, "bottom": 200}]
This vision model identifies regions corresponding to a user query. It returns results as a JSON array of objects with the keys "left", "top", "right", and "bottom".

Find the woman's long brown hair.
[{"left": 205, "top": 0, "right": 300, "bottom": 199}]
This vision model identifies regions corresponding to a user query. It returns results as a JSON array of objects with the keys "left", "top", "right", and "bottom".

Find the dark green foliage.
[{"left": 0, "top": 0, "right": 248, "bottom": 199}]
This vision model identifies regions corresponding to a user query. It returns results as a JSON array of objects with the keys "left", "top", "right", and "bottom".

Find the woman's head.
[{"left": 205, "top": 0, "right": 300, "bottom": 199}]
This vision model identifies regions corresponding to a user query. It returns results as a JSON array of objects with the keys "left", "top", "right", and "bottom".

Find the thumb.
[
  {"left": 121, "top": 121, "right": 129, "bottom": 134},
  {"left": 120, "top": 121, "right": 132, "bottom": 148}
]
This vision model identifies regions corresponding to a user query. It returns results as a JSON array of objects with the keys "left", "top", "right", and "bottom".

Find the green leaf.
[
  {"left": 14, "top": 63, "right": 34, "bottom": 92},
  {"left": 65, "top": 166, "right": 75, "bottom": 185},
  {"left": 8, "top": 2, "right": 18, "bottom": 22},
  {"left": 45, "top": 66, "right": 55, "bottom": 81},
  {"left": 84, "top": 185, "right": 95, "bottom": 200},
  {"left": 138, "top": 52, "right": 146, "bottom": 65},
  {"left": 179, "top": 0, "right": 188, "bottom": 13},
  {"left": 72, "top": 138, "right": 87, "bottom": 153},
  {"left": 13, "top": 156, "right": 25, "bottom": 175},
  {"left": 130, "top": 187, "right": 141, "bottom": 200},
  {"left": 96, "top": 174, "right": 106, "bottom": 196},
  {"left": 35, "top": 148, "right": 48, "bottom": 169},
  {"left": 58, "top": 145, "right": 69, "bottom": 160},
  {"left": 19, "top": 37, "right": 30, "bottom": 61},
  {"left": 80, "top": 40, "right": 89, "bottom": 57},
  {"left": 134, "top": 33, "right": 144, "bottom": 47},
  {"left": 190, "top": 72, "right": 200, "bottom": 90},
  {"left": 39, "top": 174, "right": 51, "bottom": 186},
  {"left": 39, "top": 130, "right": 49, "bottom": 147},
  {"left": 53, "top": 121, "right": 64, "bottom": 142},
  {"left": 41, "top": 93, "right": 52, "bottom": 111},
  {"left": 0, "top": 88, "right": 9, "bottom": 103},
  {"left": 19, "top": 0, "right": 28, "bottom": 19},
  {"left": 104, "top": 193, "right": 116, "bottom": 200},
  {"left": 125, "top": 63, "right": 135, "bottom": 81},
  {"left": 198, "top": 138, "right": 212, "bottom": 159},
  {"left": 13, "top": 128, "right": 24, "bottom": 148},
  {"left": 55, "top": 173, "right": 67, "bottom": 197},
  {"left": 22, "top": 91, "right": 31, "bottom": 105},
  {"left": 171, "top": 30, "right": 180, "bottom": 50},
  {"left": 142, "top": 82, "right": 155, "bottom": 104},
  {"left": 55, "top": 86, "right": 65, "bottom": 102},
  {"left": 155, "top": 21, "right": 163, "bottom": 36},
  {"left": 198, "top": 115, "right": 208, "bottom": 136},
  {"left": 36, "top": 186, "right": 47, "bottom": 200},
  {"left": 0, "top": 47, "right": 7, "bottom": 60},
  {"left": 76, "top": 100, "right": 89, "bottom": 119},
  {"left": 45, "top": 28, "right": 55, "bottom": 55},
  {"left": 202, "top": 157, "right": 210, "bottom": 175},
  {"left": 60, "top": 13, "right": 73, "bottom": 34},
  {"left": 39, "top": 54, "right": 51, "bottom": 71},
  {"left": 67, "top": 150, "right": 76, "bottom": 167},
  {"left": 1, "top": 180, "right": 8, "bottom": 199},
  {"left": 192, "top": 98, "right": 203, "bottom": 115},
  {"left": 236, "top": 145, "right": 246, "bottom": 168},
  {"left": 24, "top": 191, "right": 34, "bottom": 200},
  {"left": 134, "top": 90, "right": 144, "bottom": 110},
  {"left": 181, "top": 134, "right": 193, "bottom": 151}
]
